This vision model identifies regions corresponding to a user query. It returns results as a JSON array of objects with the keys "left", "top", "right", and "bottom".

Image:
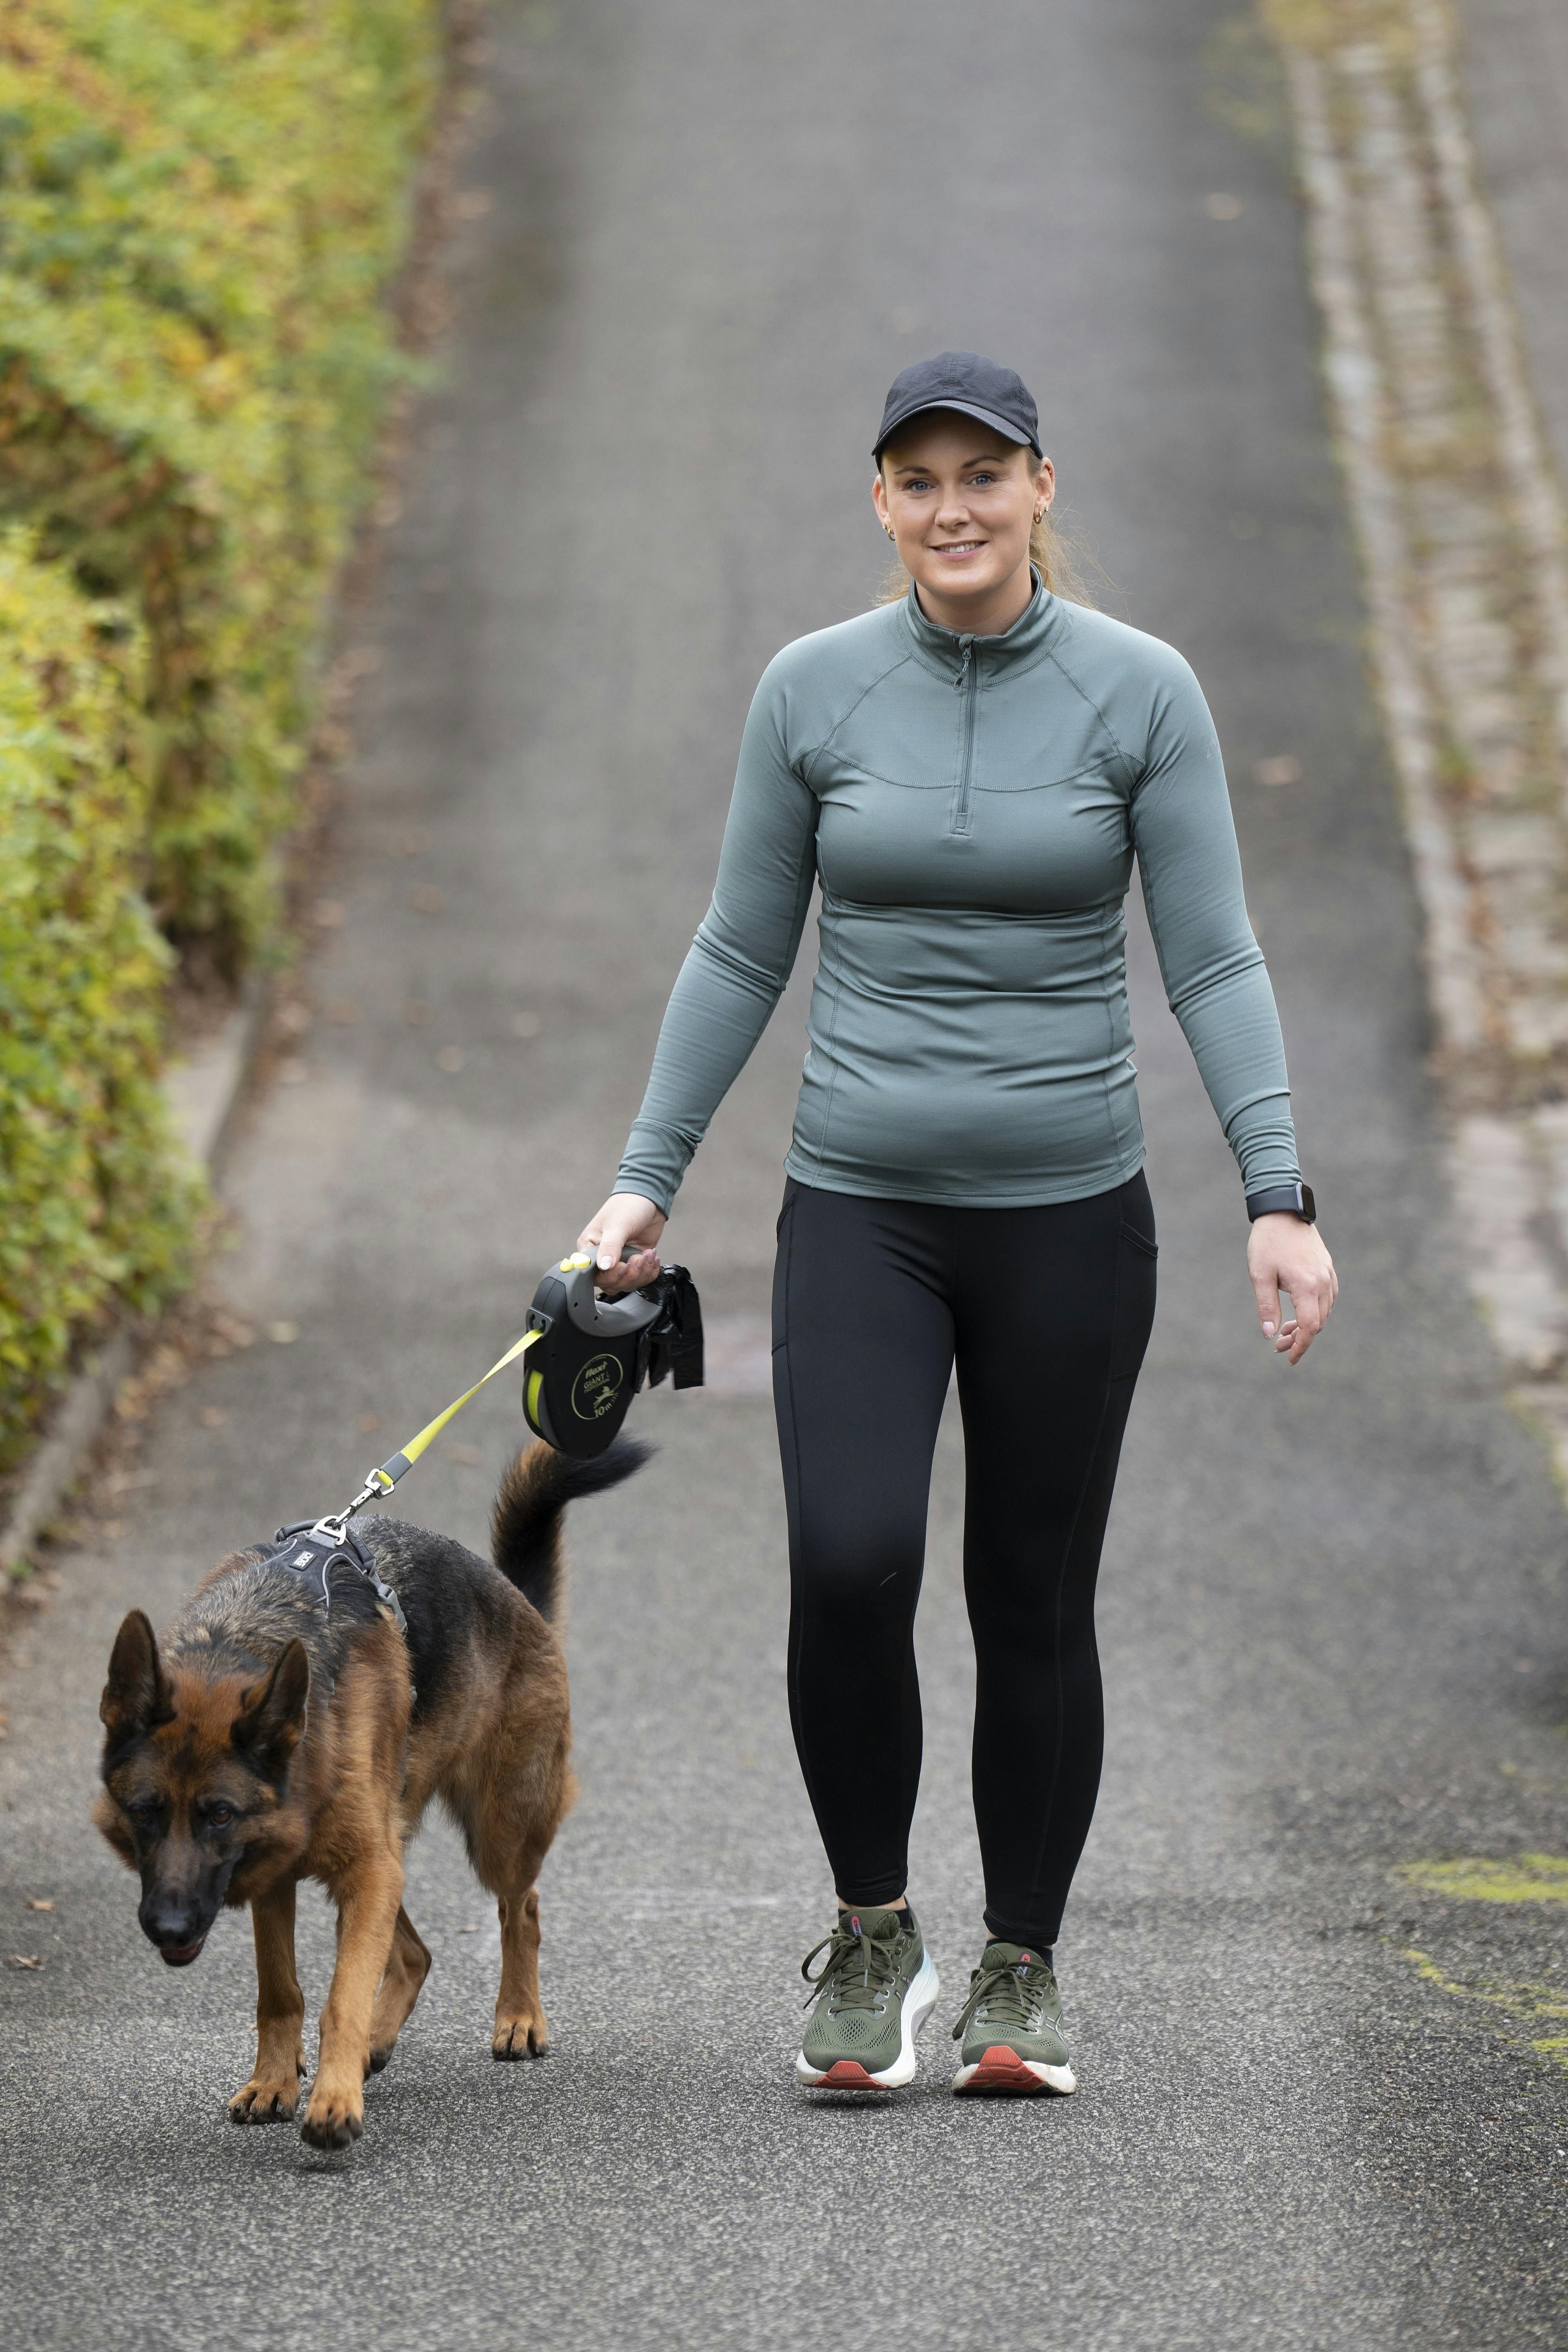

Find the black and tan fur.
[{"left": 94, "top": 1437, "right": 647, "bottom": 2149}]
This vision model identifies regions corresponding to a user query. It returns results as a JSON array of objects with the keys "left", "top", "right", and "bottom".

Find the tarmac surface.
[{"left": 3, "top": 3, "right": 1567, "bottom": 2346}]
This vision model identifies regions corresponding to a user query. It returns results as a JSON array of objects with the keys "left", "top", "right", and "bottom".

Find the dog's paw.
[
  {"left": 230, "top": 2076, "right": 302, "bottom": 2125},
  {"left": 492, "top": 2010, "right": 549, "bottom": 2061},
  {"left": 300, "top": 2083, "right": 365, "bottom": 2150}
]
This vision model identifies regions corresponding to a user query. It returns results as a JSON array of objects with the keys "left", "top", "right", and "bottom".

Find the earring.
[{"left": 885, "top": 523, "right": 896, "bottom": 540}]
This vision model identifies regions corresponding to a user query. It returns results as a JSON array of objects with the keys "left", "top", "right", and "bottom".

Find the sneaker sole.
[
  {"left": 796, "top": 1951, "right": 940, "bottom": 2090},
  {"left": 952, "top": 2045, "right": 1076, "bottom": 2096}
]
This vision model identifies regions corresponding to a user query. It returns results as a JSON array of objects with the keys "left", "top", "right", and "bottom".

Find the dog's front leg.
[
  {"left": 231, "top": 1880, "right": 305, "bottom": 2124},
  {"left": 300, "top": 1850, "right": 403, "bottom": 2150}
]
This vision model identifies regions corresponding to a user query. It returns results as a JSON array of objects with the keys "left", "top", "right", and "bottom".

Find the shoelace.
[
  {"left": 800, "top": 1918, "right": 903, "bottom": 2015},
  {"left": 950, "top": 1956, "right": 1051, "bottom": 2041}
]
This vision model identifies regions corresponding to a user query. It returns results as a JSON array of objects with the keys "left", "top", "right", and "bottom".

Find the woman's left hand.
[{"left": 1248, "top": 1212, "right": 1338, "bottom": 1364}]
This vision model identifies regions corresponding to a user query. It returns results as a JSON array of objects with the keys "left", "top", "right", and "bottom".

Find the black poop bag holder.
[{"left": 521, "top": 1252, "right": 704, "bottom": 1457}]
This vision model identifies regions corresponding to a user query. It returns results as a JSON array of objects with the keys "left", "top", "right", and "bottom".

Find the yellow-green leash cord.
[{"left": 335, "top": 1325, "right": 544, "bottom": 1524}]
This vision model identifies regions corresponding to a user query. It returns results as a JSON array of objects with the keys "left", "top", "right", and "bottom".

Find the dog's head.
[{"left": 93, "top": 1610, "right": 310, "bottom": 1966}]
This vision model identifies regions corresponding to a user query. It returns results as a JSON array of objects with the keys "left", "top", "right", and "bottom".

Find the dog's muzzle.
[{"left": 155, "top": 1935, "right": 208, "bottom": 1967}]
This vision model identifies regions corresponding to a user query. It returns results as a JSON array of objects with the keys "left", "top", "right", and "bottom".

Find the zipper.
[{"left": 951, "top": 639, "right": 978, "bottom": 835}]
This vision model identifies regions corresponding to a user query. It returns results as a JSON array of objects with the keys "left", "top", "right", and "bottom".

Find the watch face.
[{"left": 1299, "top": 1183, "right": 1317, "bottom": 1223}]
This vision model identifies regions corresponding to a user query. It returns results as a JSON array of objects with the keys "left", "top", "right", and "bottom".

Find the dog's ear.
[
  {"left": 231, "top": 1639, "right": 310, "bottom": 1775},
  {"left": 101, "top": 1610, "right": 173, "bottom": 1747}
]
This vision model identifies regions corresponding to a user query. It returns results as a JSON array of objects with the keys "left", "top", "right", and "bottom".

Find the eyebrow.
[{"left": 888, "top": 448, "right": 1015, "bottom": 474}]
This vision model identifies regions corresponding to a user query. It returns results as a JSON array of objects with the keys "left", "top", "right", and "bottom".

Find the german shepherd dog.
[{"left": 93, "top": 1437, "right": 646, "bottom": 2149}]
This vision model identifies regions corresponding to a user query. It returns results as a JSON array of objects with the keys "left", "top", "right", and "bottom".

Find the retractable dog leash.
[{"left": 262, "top": 1254, "right": 703, "bottom": 1632}]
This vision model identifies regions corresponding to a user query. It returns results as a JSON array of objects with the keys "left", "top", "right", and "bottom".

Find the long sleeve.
[
  {"left": 1130, "top": 655, "right": 1301, "bottom": 1194},
  {"left": 615, "top": 665, "right": 819, "bottom": 1212}
]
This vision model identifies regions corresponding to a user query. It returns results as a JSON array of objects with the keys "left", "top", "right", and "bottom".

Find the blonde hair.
[{"left": 878, "top": 507, "right": 1097, "bottom": 609}]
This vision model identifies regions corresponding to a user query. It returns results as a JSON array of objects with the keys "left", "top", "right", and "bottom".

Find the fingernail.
[
  {"left": 598, "top": 1252, "right": 613, "bottom": 1270},
  {"left": 1262, "top": 1322, "right": 1276, "bottom": 1337}
]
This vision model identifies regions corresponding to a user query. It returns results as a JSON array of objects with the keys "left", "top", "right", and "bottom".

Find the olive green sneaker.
[
  {"left": 951, "top": 1942, "right": 1076, "bottom": 2095},
  {"left": 796, "top": 1905, "right": 940, "bottom": 2089}
]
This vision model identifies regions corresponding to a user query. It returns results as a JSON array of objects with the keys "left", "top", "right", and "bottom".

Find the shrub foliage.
[
  {"left": 0, "top": 2, "right": 439, "bottom": 1458},
  {"left": 0, "top": 0, "right": 440, "bottom": 958},
  {"left": 0, "top": 526, "right": 194, "bottom": 1455}
]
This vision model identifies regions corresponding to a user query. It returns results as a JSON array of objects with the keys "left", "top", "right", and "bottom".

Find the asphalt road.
[{"left": 3, "top": 3, "right": 1567, "bottom": 2346}]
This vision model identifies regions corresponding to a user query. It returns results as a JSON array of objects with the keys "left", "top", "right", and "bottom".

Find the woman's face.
[{"left": 873, "top": 411, "right": 1053, "bottom": 620}]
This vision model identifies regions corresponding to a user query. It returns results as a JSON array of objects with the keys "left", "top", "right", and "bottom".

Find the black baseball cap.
[{"left": 874, "top": 351, "right": 1042, "bottom": 461}]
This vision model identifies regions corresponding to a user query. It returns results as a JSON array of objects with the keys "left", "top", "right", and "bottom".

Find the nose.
[{"left": 139, "top": 1889, "right": 206, "bottom": 1956}]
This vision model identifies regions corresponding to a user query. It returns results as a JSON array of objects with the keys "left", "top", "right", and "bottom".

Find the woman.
[{"left": 578, "top": 352, "right": 1336, "bottom": 2098}]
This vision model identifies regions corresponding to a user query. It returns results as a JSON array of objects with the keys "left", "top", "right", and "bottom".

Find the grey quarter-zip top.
[{"left": 616, "top": 575, "right": 1301, "bottom": 1213}]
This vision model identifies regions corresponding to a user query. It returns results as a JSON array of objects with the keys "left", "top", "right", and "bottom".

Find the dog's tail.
[{"left": 490, "top": 1437, "right": 653, "bottom": 1623}]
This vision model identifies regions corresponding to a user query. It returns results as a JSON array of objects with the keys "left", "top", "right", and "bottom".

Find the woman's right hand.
[{"left": 576, "top": 1193, "right": 667, "bottom": 1296}]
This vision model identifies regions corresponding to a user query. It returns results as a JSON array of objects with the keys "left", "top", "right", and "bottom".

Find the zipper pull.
[{"left": 954, "top": 639, "right": 973, "bottom": 689}]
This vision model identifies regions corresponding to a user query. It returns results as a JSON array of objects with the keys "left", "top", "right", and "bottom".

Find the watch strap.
[{"left": 1246, "top": 1181, "right": 1316, "bottom": 1223}]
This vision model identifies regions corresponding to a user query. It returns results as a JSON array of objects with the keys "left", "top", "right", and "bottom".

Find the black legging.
[{"left": 771, "top": 1171, "right": 1157, "bottom": 1948}]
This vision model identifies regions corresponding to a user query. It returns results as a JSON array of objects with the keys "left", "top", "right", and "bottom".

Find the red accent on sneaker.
[
  {"left": 813, "top": 2060, "right": 878, "bottom": 2089},
  {"left": 958, "top": 2046, "right": 1053, "bottom": 2096}
]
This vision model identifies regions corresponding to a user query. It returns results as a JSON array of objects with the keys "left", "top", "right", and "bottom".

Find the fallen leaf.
[
  {"left": 357, "top": 1412, "right": 383, "bottom": 1436},
  {"left": 312, "top": 899, "right": 347, "bottom": 929},
  {"left": 25, "top": 1900, "right": 53, "bottom": 1913},
  {"left": 267, "top": 1321, "right": 299, "bottom": 1346},
  {"left": 198, "top": 1406, "right": 226, "bottom": 1429},
  {"left": 436, "top": 1045, "right": 465, "bottom": 1073},
  {"left": 9, "top": 1955, "right": 40, "bottom": 1970}
]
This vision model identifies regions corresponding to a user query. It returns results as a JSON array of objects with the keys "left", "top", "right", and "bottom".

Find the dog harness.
[{"left": 261, "top": 1515, "right": 407, "bottom": 1636}]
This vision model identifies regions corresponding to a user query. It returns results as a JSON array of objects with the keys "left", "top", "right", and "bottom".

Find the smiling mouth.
[
  {"left": 933, "top": 541, "right": 986, "bottom": 557},
  {"left": 157, "top": 1936, "right": 207, "bottom": 1967}
]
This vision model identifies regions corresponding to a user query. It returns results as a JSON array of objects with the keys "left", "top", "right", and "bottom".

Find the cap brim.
[{"left": 875, "top": 398, "right": 1039, "bottom": 459}]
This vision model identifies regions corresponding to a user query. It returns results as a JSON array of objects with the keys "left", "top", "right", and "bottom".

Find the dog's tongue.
[{"left": 159, "top": 1937, "right": 206, "bottom": 1967}]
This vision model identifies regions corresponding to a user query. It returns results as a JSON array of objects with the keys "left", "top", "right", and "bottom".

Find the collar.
[{"left": 896, "top": 566, "right": 1063, "bottom": 683}]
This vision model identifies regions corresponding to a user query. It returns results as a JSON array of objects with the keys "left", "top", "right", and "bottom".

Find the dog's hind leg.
[
  {"left": 230, "top": 1880, "right": 306, "bottom": 2124},
  {"left": 368, "top": 1906, "right": 432, "bottom": 2074},
  {"left": 450, "top": 1786, "right": 558, "bottom": 2058},
  {"left": 492, "top": 1864, "right": 550, "bottom": 2061}
]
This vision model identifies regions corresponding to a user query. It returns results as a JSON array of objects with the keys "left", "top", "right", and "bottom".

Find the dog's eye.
[
  {"left": 205, "top": 1804, "right": 236, "bottom": 1830},
  {"left": 127, "top": 1799, "right": 162, "bottom": 1829}
]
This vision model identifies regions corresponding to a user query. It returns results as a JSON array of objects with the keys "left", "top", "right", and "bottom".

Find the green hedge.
[
  {"left": 0, "top": 0, "right": 441, "bottom": 961},
  {"left": 0, "top": 525, "right": 194, "bottom": 1455},
  {"left": 0, "top": 1, "right": 441, "bottom": 1459}
]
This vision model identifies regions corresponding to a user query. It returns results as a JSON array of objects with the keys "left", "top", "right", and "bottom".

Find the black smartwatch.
[{"left": 1246, "top": 1181, "right": 1317, "bottom": 1224}]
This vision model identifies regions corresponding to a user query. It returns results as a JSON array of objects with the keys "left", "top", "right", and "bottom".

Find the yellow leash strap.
[{"left": 343, "top": 1327, "right": 544, "bottom": 1515}]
